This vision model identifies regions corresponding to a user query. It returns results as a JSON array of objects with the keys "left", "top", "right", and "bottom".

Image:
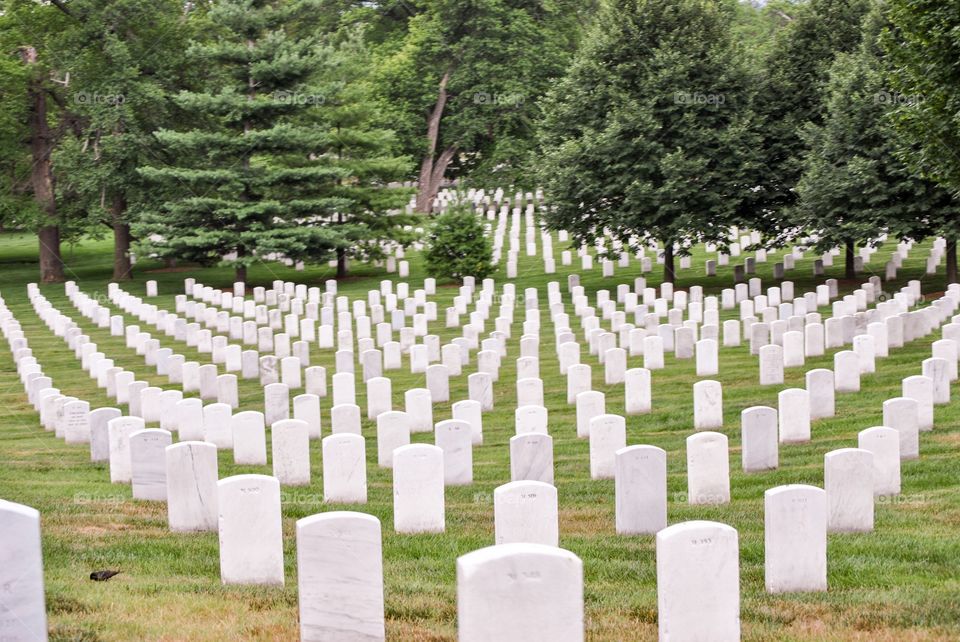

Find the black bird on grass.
[{"left": 89, "top": 570, "right": 121, "bottom": 581}]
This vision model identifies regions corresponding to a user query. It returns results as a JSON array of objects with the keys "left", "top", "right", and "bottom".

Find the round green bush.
[{"left": 423, "top": 207, "right": 494, "bottom": 284}]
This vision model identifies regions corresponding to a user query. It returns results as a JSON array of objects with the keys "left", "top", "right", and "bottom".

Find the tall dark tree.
[
  {"left": 749, "top": 0, "right": 870, "bottom": 244},
  {"left": 536, "top": 0, "right": 759, "bottom": 283},
  {"left": 883, "top": 0, "right": 960, "bottom": 280},
  {"left": 137, "top": 0, "right": 409, "bottom": 283},
  {"left": 377, "top": 0, "right": 586, "bottom": 212},
  {"left": 52, "top": 0, "right": 197, "bottom": 281},
  {"left": 796, "top": 7, "right": 960, "bottom": 282},
  {"left": 0, "top": 2, "right": 76, "bottom": 282}
]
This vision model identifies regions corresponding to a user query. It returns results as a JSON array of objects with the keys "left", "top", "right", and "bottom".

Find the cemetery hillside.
[{"left": 3, "top": 1, "right": 960, "bottom": 641}]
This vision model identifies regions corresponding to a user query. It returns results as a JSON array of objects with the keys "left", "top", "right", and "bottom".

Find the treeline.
[
  {"left": 1, "top": 0, "right": 957, "bottom": 284},
  {"left": 537, "top": 0, "right": 960, "bottom": 282}
]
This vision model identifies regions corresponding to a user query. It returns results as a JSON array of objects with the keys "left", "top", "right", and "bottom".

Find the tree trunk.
[
  {"left": 416, "top": 70, "right": 452, "bottom": 214},
  {"left": 336, "top": 247, "right": 347, "bottom": 279},
  {"left": 235, "top": 264, "right": 247, "bottom": 285},
  {"left": 663, "top": 243, "right": 676, "bottom": 284},
  {"left": 844, "top": 240, "right": 855, "bottom": 280},
  {"left": 947, "top": 237, "right": 958, "bottom": 284},
  {"left": 112, "top": 195, "right": 133, "bottom": 281},
  {"left": 22, "top": 46, "right": 64, "bottom": 283}
]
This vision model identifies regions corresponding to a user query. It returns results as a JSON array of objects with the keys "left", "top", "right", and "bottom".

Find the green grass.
[{"left": 1, "top": 231, "right": 959, "bottom": 641}]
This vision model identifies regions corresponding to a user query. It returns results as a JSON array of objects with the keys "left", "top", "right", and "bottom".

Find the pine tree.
[
  {"left": 306, "top": 27, "right": 414, "bottom": 278},
  {"left": 535, "top": 0, "right": 759, "bottom": 283},
  {"left": 137, "top": 0, "right": 409, "bottom": 283}
]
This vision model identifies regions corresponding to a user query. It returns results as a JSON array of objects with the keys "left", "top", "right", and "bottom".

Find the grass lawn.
[{"left": 1, "top": 231, "right": 959, "bottom": 641}]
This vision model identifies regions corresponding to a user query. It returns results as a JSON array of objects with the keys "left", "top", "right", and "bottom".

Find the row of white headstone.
[
  {"left": 33, "top": 264, "right": 956, "bottom": 524},
  {"left": 37, "top": 270, "right": 954, "bottom": 537},
  {"left": 7, "top": 268, "right": 960, "bottom": 636}
]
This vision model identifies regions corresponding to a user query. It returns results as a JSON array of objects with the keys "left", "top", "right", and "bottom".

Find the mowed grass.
[{"left": 1, "top": 231, "right": 960, "bottom": 641}]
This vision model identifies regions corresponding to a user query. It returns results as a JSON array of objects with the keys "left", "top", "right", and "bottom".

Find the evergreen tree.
[
  {"left": 535, "top": 0, "right": 759, "bottom": 283},
  {"left": 795, "top": 8, "right": 960, "bottom": 281},
  {"left": 306, "top": 27, "right": 414, "bottom": 278},
  {"left": 137, "top": 0, "right": 409, "bottom": 283},
  {"left": 423, "top": 205, "right": 493, "bottom": 283}
]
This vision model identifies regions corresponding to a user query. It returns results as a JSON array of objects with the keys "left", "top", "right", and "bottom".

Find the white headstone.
[
  {"left": 130, "top": 428, "right": 172, "bottom": 500},
  {"left": 857, "top": 426, "right": 901, "bottom": 496},
  {"left": 656, "top": 521, "right": 739, "bottom": 641},
  {"left": 272, "top": 419, "right": 311, "bottom": 486},
  {"left": 509, "top": 433, "right": 554, "bottom": 485},
  {"left": 902, "top": 375, "right": 934, "bottom": 431},
  {"left": 232, "top": 411, "right": 267, "bottom": 465},
  {"left": 882, "top": 397, "right": 919, "bottom": 460},
  {"left": 296, "top": 512, "right": 384, "bottom": 642},
  {"left": 778, "top": 388, "right": 810, "bottom": 443},
  {"left": 693, "top": 380, "right": 723, "bottom": 430},
  {"left": 686, "top": 432, "right": 729, "bottom": 505},
  {"left": 588, "top": 414, "right": 626, "bottom": 480},
  {"left": 741, "top": 406, "right": 778, "bottom": 472},
  {"left": 615, "top": 445, "right": 667, "bottom": 534},
  {"left": 0, "top": 500, "right": 47, "bottom": 641},
  {"left": 166, "top": 441, "right": 219, "bottom": 532},
  {"left": 322, "top": 434, "right": 367, "bottom": 503},
  {"left": 217, "top": 474, "right": 284, "bottom": 585},
  {"left": 764, "top": 485, "right": 827, "bottom": 593},
  {"left": 435, "top": 419, "right": 473, "bottom": 486},
  {"left": 824, "top": 448, "right": 874, "bottom": 533},
  {"left": 392, "top": 444, "right": 445, "bottom": 533},
  {"left": 457, "top": 544, "right": 583, "bottom": 642},
  {"left": 108, "top": 415, "right": 145, "bottom": 483},
  {"left": 494, "top": 481, "right": 559, "bottom": 546},
  {"left": 806, "top": 369, "right": 835, "bottom": 419},
  {"left": 376, "top": 411, "right": 410, "bottom": 468}
]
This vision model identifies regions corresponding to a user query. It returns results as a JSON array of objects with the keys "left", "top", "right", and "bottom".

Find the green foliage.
[
  {"left": 795, "top": 7, "right": 960, "bottom": 254},
  {"left": 0, "top": 0, "right": 74, "bottom": 233},
  {"left": 135, "top": 1, "right": 411, "bottom": 279},
  {"left": 423, "top": 205, "right": 493, "bottom": 283},
  {"left": 50, "top": 0, "right": 198, "bottom": 241},
  {"left": 375, "top": 0, "right": 587, "bottom": 185},
  {"left": 535, "top": 0, "right": 759, "bottom": 261},
  {"left": 731, "top": 0, "right": 805, "bottom": 64},
  {"left": 883, "top": 0, "right": 960, "bottom": 197},
  {"left": 749, "top": 0, "right": 871, "bottom": 241}
]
